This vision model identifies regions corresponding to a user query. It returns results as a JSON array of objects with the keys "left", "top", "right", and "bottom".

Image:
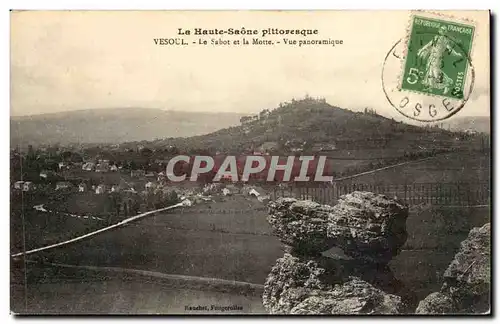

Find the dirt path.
[
  {"left": 24, "top": 260, "right": 264, "bottom": 291},
  {"left": 11, "top": 202, "right": 187, "bottom": 258}
]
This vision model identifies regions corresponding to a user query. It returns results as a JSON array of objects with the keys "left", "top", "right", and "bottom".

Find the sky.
[{"left": 10, "top": 10, "right": 490, "bottom": 121}]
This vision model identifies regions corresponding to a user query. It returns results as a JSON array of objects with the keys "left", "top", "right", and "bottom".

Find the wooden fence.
[{"left": 269, "top": 182, "right": 490, "bottom": 207}]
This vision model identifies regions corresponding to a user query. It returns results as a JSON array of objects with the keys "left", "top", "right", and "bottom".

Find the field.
[
  {"left": 60, "top": 169, "right": 149, "bottom": 189},
  {"left": 11, "top": 266, "right": 265, "bottom": 315},
  {"left": 12, "top": 281, "right": 265, "bottom": 314},
  {"left": 339, "top": 151, "right": 490, "bottom": 184},
  {"left": 11, "top": 196, "right": 282, "bottom": 283},
  {"left": 10, "top": 150, "right": 491, "bottom": 313},
  {"left": 390, "top": 204, "right": 490, "bottom": 305},
  {"left": 11, "top": 193, "right": 491, "bottom": 313}
]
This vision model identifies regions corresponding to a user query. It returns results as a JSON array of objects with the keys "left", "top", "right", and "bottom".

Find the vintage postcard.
[{"left": 10, "top": 10, "right": 491, "bottom": 315}]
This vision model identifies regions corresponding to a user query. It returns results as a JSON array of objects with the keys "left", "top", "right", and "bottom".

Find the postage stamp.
[
  {"left": 382, "top": 11, "right": 477, "bottom": 122},
  {"left": 400, "top": 14, "right": 475, "bottom": 100}
]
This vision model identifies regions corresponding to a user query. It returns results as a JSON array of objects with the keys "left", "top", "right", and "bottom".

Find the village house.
[
  {"left": 40, "top": 170, "right": 56, "bottom": 180},
  {"left": 157, "top": 171, "right": 166, "bottom": 182},
  {"left": 145, "top": 171, "right": 157, "bottom": 178},
  {"left": 95, "top": 163, "right": 110, "bottom": 173},
  {"left": 56, "top": 181, "right": 73, "bottom": 191},
  {"left": 82, "top": 162, "right": 96, "bottom": 171},
  {"left": 221, "top": 174, "right": 237, "bottom": 182},
  {"left": 14, "top": 181, "right": 24, "bottom": 190},
  {"left": 465, "top": 129, "right": 479, "bottom": 136},
  {"left": 154, "top": 159, "right": 169, "bottom": 165},
  {"left": 110, "top": 165, "right": 118, "bottom": 172},
  {"left": 78, "top": 183, "right": 88, "bottom": 192},
  {"left": 311, "top": 143, "right": 337, "bottom": 152},
  {"left": 23, "top": 181, "right": 35, "bottom": 192},
  {"left": 95, "top": 184, "right": 107, "bottom": 194},
  {"left": 131, "top": 170, "right": 146, "bottom": 178},
  {"left": 257, "top": 141, "right": 279, "bottom": 155},
  {"left": 110, "top": 184, "right": 121, "bottom": 193},
  {"left": 145, "top": 182, "right": 157, "bottom": 190},
  {"left": 58, "top": 162, "right": 70, "bottom": 170},
  {"left": 222, "top": 188, "right": 232, "bottom": 196}
]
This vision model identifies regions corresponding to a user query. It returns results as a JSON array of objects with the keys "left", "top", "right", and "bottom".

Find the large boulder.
[
  {"left": 267, "top": 192, "right": 408, "bottom": 262},
  {"left": 264, "top": 193, "right": 409, "bottom": 315},
  {"left": 262, "top": 253, "right": 330, "bottom": 313},
  {"left": 328, "top": 192, "right": 408, "bottom": 263},
  {"left": 262, "top": 253, "right": 403, "bottom": 314},
  {"left": 416, "top": 223, "right": 491, "bottom": 314},
  {"left": 290, "top": 279, "right": 402, "bottom": 315},
  {"left": 267, "top": 199, "right": 332, "bottom": 255},
  {"left": 443, "top": 223, "right": 490, "bottom": 297},
  {"left": 442, "top": 223, "right": 491, "bottom": 314}
]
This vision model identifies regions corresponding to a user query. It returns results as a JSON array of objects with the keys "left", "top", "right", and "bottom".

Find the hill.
[
  {"left": 160, "top": 97, "right": 459, "bottom": 154},
  {"left": 10, "top": 108, "right": 245, "bottom": 146}
]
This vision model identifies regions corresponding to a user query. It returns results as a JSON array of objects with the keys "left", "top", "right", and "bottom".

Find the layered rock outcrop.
[
  {"left": 416, "top": 223, "right": 491, "bottom": 314},
  {"left": 263, "top": 192, "right": 410, "bottom": 314}
]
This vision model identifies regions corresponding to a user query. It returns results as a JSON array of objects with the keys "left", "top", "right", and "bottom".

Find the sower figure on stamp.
[{"left": 417, "top": 25, "right": 462, "bottom": 95}]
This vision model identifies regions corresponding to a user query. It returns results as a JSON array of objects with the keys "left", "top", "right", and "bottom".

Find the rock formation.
[
  {"left": 263, "top": 192, "right": 410, "bottom": 314},
  {"left": 416, "top": 223, "right": 491, "bottom": 314}
]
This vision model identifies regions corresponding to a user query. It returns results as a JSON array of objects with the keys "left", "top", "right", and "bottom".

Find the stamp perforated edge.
[{"left": 397, "top": 10, "right": 478, "bottom": 100}]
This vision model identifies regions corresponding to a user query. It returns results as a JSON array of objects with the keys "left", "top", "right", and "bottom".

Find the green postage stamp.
[{"left": 400, "top": 13, "right": 475, "bottom": 100}]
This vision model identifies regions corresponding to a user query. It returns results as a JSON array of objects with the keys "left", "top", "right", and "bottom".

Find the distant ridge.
[
  {"left": 10, "top": 108, "right": 245, "bottom": 146},
  {"left": 442, "top": 116, "right": 490, "bottom": 134}
]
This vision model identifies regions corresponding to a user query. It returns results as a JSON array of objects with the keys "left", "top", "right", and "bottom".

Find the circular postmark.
[{"left": 382, "top": 33, "right": 475, "bottom": 122}]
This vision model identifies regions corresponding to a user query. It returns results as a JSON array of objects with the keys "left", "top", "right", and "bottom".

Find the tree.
[
  {"left": 71, "top": 152, "right": 83, "bottom": 162},
  {"left": 259, "top": 109, "right": 270, "bottom": 120},
  {"left": 61, "top": 151, "right": 72, "bottom": 162},
  {"left": 140, "top": 147, "right": 153, "bottom": 157},
  {"left": 240, "top": 116, "right": 252, "bottom": 124},
  {"left": 167, "top": 145, "right": 179, "bottom": 154}
]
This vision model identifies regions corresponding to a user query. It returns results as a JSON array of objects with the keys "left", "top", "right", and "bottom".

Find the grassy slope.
[
  {"left": 10, "top": 152, "right": 491, "bottom": 312},
  {"left": 340, "top": 151, "right": 490, "bottom": 184},
  {"left": 165, "top": 99, "right": 459, "bottom": 153},
  {"left": 11, "top": 269, "right": 265, "bottom": 314},
  {"left": 12, "top": 193, "right": 490, "bottom": 312}
]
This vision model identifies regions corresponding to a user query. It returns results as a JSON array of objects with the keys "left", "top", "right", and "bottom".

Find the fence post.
[{"left": 467, "top": 183, "right": 471, "bottom": 206}]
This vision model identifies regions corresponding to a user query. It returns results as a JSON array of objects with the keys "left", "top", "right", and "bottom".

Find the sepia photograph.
[{"left": 9, "top": 10, "right": 491, "bottom": 315}]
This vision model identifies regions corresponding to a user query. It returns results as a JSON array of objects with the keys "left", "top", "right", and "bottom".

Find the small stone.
[{"left": 415, "top": 292, "right": 455, "bottom": 314}]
